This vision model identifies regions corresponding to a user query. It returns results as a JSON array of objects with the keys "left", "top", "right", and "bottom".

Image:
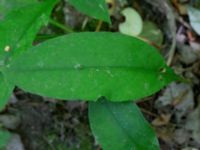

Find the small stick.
[{"left": 95, "top": 21, "right": 103, "bottom": 32}]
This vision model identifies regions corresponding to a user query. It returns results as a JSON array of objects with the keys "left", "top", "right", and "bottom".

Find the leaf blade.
[
  {"left": 0, "top": 73, "right": 13, "bottom": 111},
  {"left": 0, "top": 0, "right": 57, "bottom": 61},
  {"left": 89, "top": 99, "right": 160, "bottom": 150},
  {"left": 0, "top": 0, "right": 38, "bottom": 14},
  {"left": 4, "top": 32, "right": 180, "bottom": 101},
  {"left": 68, "top": 0, "right": 111, "bottom": 23},
  {"left": 0, "top": 129, "right": 11, "bottom": 149}
]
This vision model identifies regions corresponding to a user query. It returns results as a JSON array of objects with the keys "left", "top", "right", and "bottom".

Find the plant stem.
[
  {"left": 95, "top": 20, "right": 103, "bottom": 32},
  {"left": 49, "top": 18, "right": 74, "bottom": 33}
]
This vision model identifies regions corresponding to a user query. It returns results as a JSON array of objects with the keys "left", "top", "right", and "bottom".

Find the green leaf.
[
  {"left": 0, "top": 0, "right": 38, "bottom": 14},
  {"left": 188, "top": 6, "right": 200, "bottom": 36},
  {"left": 0, "top": 73, "right": 13, "bottom": 111},
  {"left": 68, "top": 0, "right": 111, "bottom": 23},
  {"left": 0, "top": 129, "right": 11, "bottom": 149},
  {"left": 89, "top": 99, "right": 159, "bottom": 150},
  {"left": 139, "top": 21, "right": 163, "bottom": 46},
  {"left": 4, "top": 32, "right": 180, "bottom": 101},
  {"left": 0, "top": 0, "right": 57, "bottom": 61}
]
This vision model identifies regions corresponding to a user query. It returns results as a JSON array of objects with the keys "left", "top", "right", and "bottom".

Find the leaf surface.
[
  {"left": 4, "top": 32, "right": 180, "bottom": 101},
  {"left": 0, "top": 129, "right": 11, "bottom": 149},
  {"left": 89, "top": 100, "right": 159, "bottom": 150},
  {"left": 0, "top": 0, "right": 57, "bottom": 61},
  {"left": 0, "top": 0, "right": 37, "bottom": 14},
  {"left": 140, "top": 21, "right": 163, "bottom": 46},
  {"left": 68, "top": 0, "right": 110, "bottom": 23},
  {"left": 0, "top": 73, "right": 13, "bottom": 111}
]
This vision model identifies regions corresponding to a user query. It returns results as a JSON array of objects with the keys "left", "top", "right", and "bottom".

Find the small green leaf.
[
  {"left": 140, "top": 21, "right": 163, "bottom": 46},
  {"left": 4, "top": 32, "right": 180, "bottom": 101},
  {"left": 0, "top": 73, "right": 13, "bottom": 111},
  {"left": 0, "top": 0, "right": 57, "bottom": 61},
  {"left": 0, "top": 129, "right": 11, "bottom": 149},
  {"left": 89, "top": 99, "right": 159, "bottom": 150},
  {"left": 68, "top": 0, "right": 111, "bottom": 23},
  {"left": 188, "top": 6, "right": 200, "bottom": 36}
]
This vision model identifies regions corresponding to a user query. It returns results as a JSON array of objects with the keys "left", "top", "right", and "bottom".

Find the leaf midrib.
[
  {"left": 6, "top": 65, "right": 163, "bottom": 73},
  {"left": 103, "top": 102, "right": 135, "bottom": 149},
  {"left": 103, "top": 102, "right": 158, "bottom": 150}
]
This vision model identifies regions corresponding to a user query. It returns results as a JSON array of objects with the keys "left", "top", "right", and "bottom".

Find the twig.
[
  {"left": 49, "top": 18, "right": 74, "bottom": 33},
  {"left": 137, "top": 36, "right": 161, "bottom": 50},
  {"left": 140, "top": 108, "right": 158, "bottom": 117},
  {"left": 165, "top": 1, "right": 177, "bottom": 66},
  {"left": 81, "top": 17, "right": 89, "bottom": 30},
  {"left": 95, "top": 21, "right": 103, "bottom": 32},
  {"left": 166, "top": 38, "right": 176, "bottom": 66}
]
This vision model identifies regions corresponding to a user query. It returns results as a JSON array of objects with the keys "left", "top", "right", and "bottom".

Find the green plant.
[{"left": 0, "top": 0, "right": 181, "bottom": 149}]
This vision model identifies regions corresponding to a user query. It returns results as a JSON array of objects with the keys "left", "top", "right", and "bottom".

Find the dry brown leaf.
[{"left": 152, "top": 114, "right": 171, "bottom": 126}]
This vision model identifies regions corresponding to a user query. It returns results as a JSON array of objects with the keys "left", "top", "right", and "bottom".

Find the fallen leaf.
[
  {"left": 119, "top": 7, "right": 143, "bottom": 36},
  {"left": 177, "top": 43, "right": 199, "bottom": 65},
  {"left": 155, "top": 83, "right": 194, "bottom": 122},
  {"left": 0, "top": 115, "right": 20, "bottom": 130},
  {"left": 152, "top": 114, "right": 171, "bottom": 126},
  {"left": 185, "top": 100, "right": 200, "bottom": 143},
  {"left": 188, "top": 6, "right": 200, "bottom": 36},
  {"left": 139, "top": 21, "right": 163, "bottom": 46},
  {"left": 182, "top": 147, "right": 198, "bottom": 150},
  {"left": 6, "top": 134, "right": 25, "bottom": 150}
]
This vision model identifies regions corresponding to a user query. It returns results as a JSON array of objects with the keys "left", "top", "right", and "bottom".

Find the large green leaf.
[
  {"left": 89, "top": 99, "right": 159, "bottom": 150},
  {"left": 4, "top": 32, "right": 180, "bottom": 101},
  {"left": 0, "top": 129, "right": 11, "bottom": 149},
  {"left": 0, "top": 0, "right": 57, "bottom": 62},
  {"left": 0, "top": 73, "right": 13, "bottom": 111},
  {"left": 0, "top": 0, "right": 37, "bottom": 14},
  {"left": 68, "top": 0, "right": 111, "bottom": 23}
]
